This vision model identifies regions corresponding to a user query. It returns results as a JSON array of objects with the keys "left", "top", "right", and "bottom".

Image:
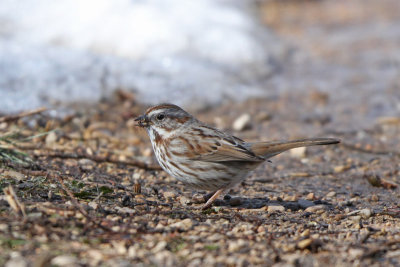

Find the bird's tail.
[{"left": 249, "top": 138, "right": 340, "bottom": 159}]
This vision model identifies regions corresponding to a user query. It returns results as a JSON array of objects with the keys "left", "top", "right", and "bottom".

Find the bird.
[{"left": 135, "top": 103, "right": 340, "bottom": 209}]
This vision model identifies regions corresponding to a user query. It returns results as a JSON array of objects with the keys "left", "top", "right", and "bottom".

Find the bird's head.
[{"left": 135, "top": 103, "right": 192, "bottom": 133}]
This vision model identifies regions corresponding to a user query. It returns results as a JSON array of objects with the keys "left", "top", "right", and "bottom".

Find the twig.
[
  {"left": 0, "top": 107, "right": 47, "bottom": 123},
  {"left": 51, "top": 171, "right": 89, "bottom": 217},
  {"left": 32, "top": 149, "right": 162, "bottom": 170},
  {"left": 3, "top": 185, "right": 27, "bottom": 218}
]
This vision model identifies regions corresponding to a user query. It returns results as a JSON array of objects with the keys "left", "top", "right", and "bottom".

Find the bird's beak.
[{"left": 134, "top": 115, "right": 150, "bottom": 127}]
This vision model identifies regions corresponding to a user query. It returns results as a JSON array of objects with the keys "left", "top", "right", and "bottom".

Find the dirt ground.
[
  {"left": 0, "top": 91, "right": 399, "bottom": 266},
  {"left": 1, "top": 0, "right": 400, "bottom": 266}
]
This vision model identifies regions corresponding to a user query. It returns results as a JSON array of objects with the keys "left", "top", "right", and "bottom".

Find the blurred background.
[{"left": 1, "top": 0, "right": 400, "bottom": 130}]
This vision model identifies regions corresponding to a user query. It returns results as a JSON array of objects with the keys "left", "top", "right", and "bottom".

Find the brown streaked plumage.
[{"left": 135, "top": 104, "right": 340, "bottom": 209}]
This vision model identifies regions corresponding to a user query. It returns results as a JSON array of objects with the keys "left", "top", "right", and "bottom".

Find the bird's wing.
[
  {"left": 192, "top": 135, "right": 264, "bottom": 162},
  {"left": 169, "top": 125, "right": 264, "bottom": 162}
]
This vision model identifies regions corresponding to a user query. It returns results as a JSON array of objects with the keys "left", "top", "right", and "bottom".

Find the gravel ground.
[
  {"left": 0, "top": 92, "right": 399, "bottom": 266},
  {"left": 1, "top": 0, "right": 400, "bottom": 266}
]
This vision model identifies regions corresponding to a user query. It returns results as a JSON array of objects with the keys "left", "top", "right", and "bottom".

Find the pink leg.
[{"left": 201, "top": 189, "right": 224, "bottom": 210}]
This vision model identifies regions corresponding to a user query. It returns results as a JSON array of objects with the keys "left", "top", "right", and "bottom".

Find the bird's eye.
[{"left": 156, "top": 113, "right": 165, "bottom": 121}]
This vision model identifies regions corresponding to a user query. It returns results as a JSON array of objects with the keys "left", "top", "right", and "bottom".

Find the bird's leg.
[{"left": 201, "top": 189, "right": 224, "bottom": 210}]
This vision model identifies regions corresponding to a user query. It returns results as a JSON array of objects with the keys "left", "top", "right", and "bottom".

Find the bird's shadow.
[{"left": 210, "top": 195, "right": 332, "bottom": 210}]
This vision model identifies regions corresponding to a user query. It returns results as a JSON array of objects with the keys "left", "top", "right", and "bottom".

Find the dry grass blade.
[
  {"left": 0, "top": 132, "right": 37, "bottom": 168},
  {"left": 0, "top": 107, "right": 47, "bottom": 123},
  {"left": 3, "top": 185, "right": 27, "bottom": 217}
]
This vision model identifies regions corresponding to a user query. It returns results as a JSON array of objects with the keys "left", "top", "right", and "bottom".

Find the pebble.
[
  {"left": 347, "top": 208, "right": 372, "bottom": 219},
  {"left": 290, "top": 147, "right": 306, "bottom": 158},
  {"left": 170, "top": 218, "right": 193, "bottom": 230},
  {"left": 257, "top": 226, "right": 266, "bottom": 233},
  {"left": 300, "top": 229, "right": 310, "bottom": 237},
  {"left": 228, "top": 239, "right": 247, "bottom": 252},
  {"left": 88, "top": 201, "right": 99, "bottom": 210},
  {"left": 305, "top": 192, "right": 315, "bottom": 200},
  {"left": 334, "top": 165, "right": 350, "bottom": 173},
  {"left": 256, "top": 111, "right": 271, "bottom": 122},
  {"left": 267, "top": 205, "right": 285, "bottom": 212},
  {"left": 214, "top": 117, "right": 226, "bottom": 129},
  {"left": 45, "top": 131, "right": 58, "bottom": 145},
  {"left": 232, "top": 114, "right": 251, "bottom": 131},
  {"left": 338, "top": 200, "right": 352, "bottom": 207},
  {"left": 78, "top": 159, "right": 95, "bottom": 171},
  {"left": 192, "top": 194, "right": 205, "bottom": 204},
  {"left": 298, "top": 199, "right": 315, "bottom": 209},
  {"left": 283, "top": 195, "right": 298, "bottom": 202},
  {"left": 143, "top": 148, "right": 153, "bottom": 157},
  {"left": 163, "top": 191, "right": 176, "bottom": 199},
  {"left": 179, "top": 196, "right": 191, "bottom": 206},
  {"left": 349, "top": 248, "right": 364, "bottom": 259},
  {"left": 326, "top": 191, "right": 336, "bottom": 198},
  {"left": 5, "top": 256, "right": 28, "bottom": 267},
  {"left": 350, "top": 216, "right": 361, "bottom": 223},
  {"left": 297, "top": 238, "right": 312, "bottom": 249},
  {"left": 370, "top": 194, "right": 379, "bottom": 201},
  {"left": 359, "top": 208, "right": 372, "bottom": 219},
  {"left": 51, "top": 255, "right": 78, "bottom": 266},
  {"left": 152, "top": 241, "right": 167, "bottom": 253},
  {"left": 305, "top": 205, "right": 326, "bottom": 213}
]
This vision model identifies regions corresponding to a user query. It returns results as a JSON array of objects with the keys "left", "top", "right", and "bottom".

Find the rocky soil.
[{"left": 1, "top": 0, "right": 400, "bottom": 266}]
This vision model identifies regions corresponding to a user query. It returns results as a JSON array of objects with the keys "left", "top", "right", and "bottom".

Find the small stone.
[
  {"left": 347, "top": 208, "right": 372, "bottom": 219},
  {"left": 143, "top": 148, "right": 153, "bottom": 157},
  {"left": 297, "top": 239, "right": 312, "bottom": 249},
  {"left": 192, "top": 194, "right": 205, "bottom": 204},
  {"left": 305, "top": 193, "right": 315, "bottom": 200},
  {"left": 267, "top": 205, "right": 285, "bottom": 212},
  {"left": 305, "top": 205, "right": 326, "bottom": 213},
  {"left": 163, "top": 191, "right": 176, "bottom": 199},
  {"left": 349, "top": 248, "right": 364, "bottom": 259},
  {"left": 256, "top": 112, "right": 271, "bottom": 122},
  {"left": 179, "top": 196, "right": 191, "bottom": 206},
  {"left": 334, "top": 165, "right": 350, "bottom": 173},
  {"left": 5, "top": 256, "right": 28, "bottom": 267},
  {"left": 152, "top": 241, "right": 167, "bottom": 253},
  {"left": 334, "top": 214, "right": 345, "bottom": 221},
  {"left": 170, "top": 218, "right": 193, "bottom": 230},
  {"left": 257, "top": 226, "right": 266, "bottom": 233},
  {"left": 78, "top": 159, "right": 95, "bottom": 171},
  {"left": 370, "top": 194, "right": 379, "bottom": 201},
  {"left": 300, "top": 229, "right": 310, "bottom": 237},
  {"left": 229, "top": 197, "right": 243, "bottom": 206},
  {"left": 214, "top": 117, "right": 226, "bottom": 129},
  {"left": 283, "top": 195, "right": 298, "bottom": 202},
  {"left": 298, "top": 199, "right": 315, "bottom": 209},
  {"left": 51, "top": 255, "right": 78, "bottom": 266},
  {"left": 338, "top": 200, "right": 352, "bottom": 207},
  {"left": 351, "top": 215, "right": 361, "bottom": 223},
  {"left": 290, "top": 147, "right": 306, "bottom": 158},
  {"left": 232, "top": 114, "right": 251, "bottom": 131},
  {"left": 326, "top": 191, "right": 336, "bottom": 198},
  {"left": 228, "top": 239, "right": 247, "bottom": 252},
  {"left": 360, "top": 208, "right": 372, "bottom": 219},
  {"left": 45, "top": 131, "right": 57, "bottom": 145},
  {"left": 88, "top": 201, "right": 98, "bottom": 210}
]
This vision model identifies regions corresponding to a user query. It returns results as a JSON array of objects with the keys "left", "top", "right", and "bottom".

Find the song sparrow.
[{"left": 135, "top": 104, "right": 340, "bottom": 209}]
